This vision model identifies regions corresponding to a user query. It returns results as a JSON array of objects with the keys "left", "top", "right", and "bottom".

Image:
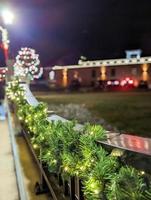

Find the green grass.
[{"left": 35, "top": 91, "right": 151, "bottom": 137}]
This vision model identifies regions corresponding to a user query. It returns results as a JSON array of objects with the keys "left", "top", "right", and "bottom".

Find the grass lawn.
[{"left": 35, "top": 91, "right": 151, "bottom": 137}]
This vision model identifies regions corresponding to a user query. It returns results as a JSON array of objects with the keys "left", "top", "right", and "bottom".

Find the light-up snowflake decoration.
[{"left": 14, "top": 47, "right": 43, "bottom": 80}]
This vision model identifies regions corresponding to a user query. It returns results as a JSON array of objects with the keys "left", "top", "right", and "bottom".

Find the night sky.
[{"left": 1, "top": 0, "right": 151, "bottom": 66}]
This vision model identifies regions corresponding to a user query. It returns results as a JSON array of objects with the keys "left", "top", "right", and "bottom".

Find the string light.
[
  {"left": 14, "top": 47, "right": 43, "bottom": 80},
  {"left": 33, "top": 144, "right": 39, "bottom": 149},
  {"left": 64, "top": 166, "right": 69, "bottom": 172},
  {"left": 140, "top": 170, "right": 145, "bottom": 175},
  {"left": 6, "top": 79, "right": 25, "bottom": 103},
  {"left": 6, "top": 79, "right": 151, "bottom": 200}
]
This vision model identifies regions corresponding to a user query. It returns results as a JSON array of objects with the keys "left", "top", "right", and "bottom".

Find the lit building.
[{"left": 48, "top": 50, "right": 151, "bottom": 89}]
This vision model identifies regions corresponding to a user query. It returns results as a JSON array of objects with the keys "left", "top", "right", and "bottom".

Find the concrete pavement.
[{"left": 0, "top": 120, "right": 19, "bottom": 200}]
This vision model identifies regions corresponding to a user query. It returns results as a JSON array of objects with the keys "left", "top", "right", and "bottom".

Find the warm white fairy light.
[{"left": 14, "top": 47, "right": 43, "bottom": 79}]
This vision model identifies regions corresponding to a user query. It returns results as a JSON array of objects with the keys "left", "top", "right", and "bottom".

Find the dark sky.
[{"left": 1, "top": 0, "right": 151, "bottom": 66}]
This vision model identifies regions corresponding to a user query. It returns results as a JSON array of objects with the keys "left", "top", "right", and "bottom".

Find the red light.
[{"left": 3, "top": 44, "right": 8, "bottom": 50}]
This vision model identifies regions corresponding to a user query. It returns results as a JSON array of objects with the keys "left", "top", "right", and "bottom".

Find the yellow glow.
[
  {"left": 94, "top": 189, "right": 100, "bottom": 195},
  {"left": 140, "top": 170, "right": 145, "bottom": 175},
  {"left": 33, "top": 144, "right": 38, "bottom": 149},
  {"left": 142, "top": 64, "right": 149, "bottom": 81},
  {"left": 142, "top": 72, "right": 148, "bottom": 81},
  {"left": 76, "top": 171, "right": 79, "bottom": 175},
  {"left": 80, "top": 166, "right": 85, "bottom": 171},
  {"left": 142, "top": 64, "right": 148, "bottom": 72},
  {"left": 52, "top": 159, "right": 57, "bottom": 164},
  {"left": 111, "top": 148, "right": 124, "bottom": 157},
  {"left": 41, "top": 136, "right": 45, "bottom": 140},
  {"left": 90, "top": 183, "right": 95, "bottom": 188},
  {"left": 19, "top": 116, "right": 23, "bottom": 121},
  {"left": 90, "top": 131, "right": 94, "bottom": 135},
  {"left": 44, "top": 108, "right": 47, "bottom": 113},
  {"left": 64, "top": 166, "right": 69, "bottom": 171},
  {"left": 62, "top": 68, "right": 68, "bottom": 87},
  {"left": 100, "top": 66, "right": 106, "bottom": 80}
]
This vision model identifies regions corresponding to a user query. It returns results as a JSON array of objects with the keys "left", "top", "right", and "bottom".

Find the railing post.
[{"left": 69, "top": 177, "right": 75, "bottom": 200}]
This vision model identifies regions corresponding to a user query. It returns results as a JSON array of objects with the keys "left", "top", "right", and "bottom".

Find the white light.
[
  {"left": 120, "top": 80, "right": 126, "bottom": 86},
  {"left": 128, "top": 80, "right": 133, "bottom": 84},
  {"left": 1, "top": 9, "right": 14, "bottom": 25},
  {"left": 114, "top": 80, "right": 119, "bottom": 85},
  {"left": 49, "top": 71, "right": 55, "bottom": 80},
  {"left": 107, "top": 81, "right": 111, "bottom": 85}
]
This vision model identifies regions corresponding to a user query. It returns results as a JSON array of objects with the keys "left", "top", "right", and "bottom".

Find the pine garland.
[{"left": 6, "top": 80, "right": 151, "bottom": 200}]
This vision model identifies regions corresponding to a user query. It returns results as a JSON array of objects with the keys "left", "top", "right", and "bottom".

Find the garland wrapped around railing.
[{"left": 6, "top": 78, "right": 151, "bottom": 200}]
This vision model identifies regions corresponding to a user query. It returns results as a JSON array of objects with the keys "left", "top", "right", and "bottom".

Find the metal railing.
[{"left": 6, "top": 98, "right": 28, "bottom": 200}]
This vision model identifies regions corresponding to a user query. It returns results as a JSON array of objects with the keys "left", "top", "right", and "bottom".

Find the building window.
[
  {"left": 131, "top": 54, "right": 137, "bottom": 58},
  {"left": 92, "top": 69, "right": 96, "bottom": 78},
  {"left": 110, "top": 68, "right": 116, "bottom": 77}
]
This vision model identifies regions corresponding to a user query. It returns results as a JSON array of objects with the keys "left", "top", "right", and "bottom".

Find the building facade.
[{"left": 47, "top": 51, "right": 151, "bottom": 89}]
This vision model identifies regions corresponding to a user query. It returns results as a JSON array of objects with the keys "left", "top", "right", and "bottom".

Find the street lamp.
[
  {"left": 0, "top": 9, "right": 14, "bottom": 63},
  {"left": 0, "top": 9, "right": 14, "bottom": 82},
  {"left": 1, "top": 9, "right": 14, "bottom": 25}
]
